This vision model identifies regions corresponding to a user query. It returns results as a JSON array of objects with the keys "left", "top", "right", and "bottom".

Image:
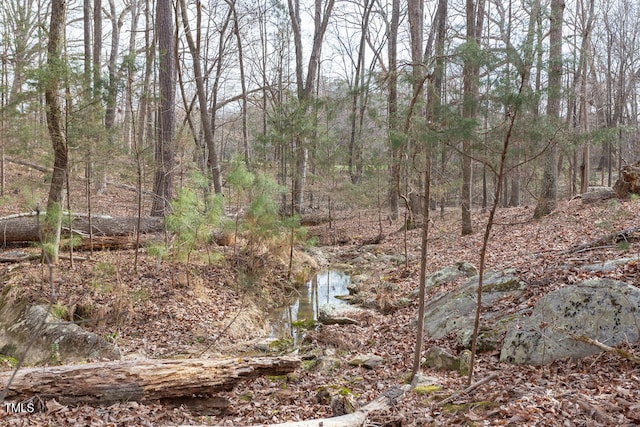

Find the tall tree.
[
  {"left": 123, "top": 0, "right": 140, "bottom": 151},
  {"left": 407, "top": 0, "right": 428, "bottom": 380},
  {"left": 2, "top": 0, "right": 48, "bottom": 112},
  {"left": 461, "top": 0, "right": 486, "bottom": 235},
  {"left": 151, "top": 0, "right": 176, "bottom": 216},
  {"left": 387, "top": 0, "right": 400, "bottom": 220},
  {"left": 177, "top": 0, "right": 224, "bottom": 194},
  {"left": 571, "top": 0, "right": 595, "bottom": 194},
  {"left": 43, "top": 0, "right": 68, "bottom": 264},
  {"left": 287, "top": 0, "right": 336, "bottom": 213},
  {"left": 345, "top": 0, "right": 374, "bottom": 185},
  {"left": 136, "top": 0, "right": 155, "bottom": 151},
  {"left": 534, "top": 0, "right": 564, "bottom": 218},
  {"left": 227, "top": 0, "right": 249, "bottom": 166}
]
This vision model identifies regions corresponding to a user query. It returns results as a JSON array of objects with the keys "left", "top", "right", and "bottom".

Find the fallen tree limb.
[
  {"left": 6, "top": 157, "right": 48, "bottom": 173},
  {"left": 437, "top": 372, "right": 500, "bottom": 405},
  {"left": 0, "top": 356, "right": 300, "bottom": 405},
  {"left": 179, "top": 386, "right": 409, "bottom": 427},
  {"left": 571, "top": 335, "right": 640, "bottom": 365},
  {"left": 565, "top": 226, "right": 640, "bottom": 254}
]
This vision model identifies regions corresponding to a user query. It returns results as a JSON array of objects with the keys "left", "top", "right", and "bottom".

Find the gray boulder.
[
  {"left": 0, "top": 286, "right": 120, "bottom": 364},
  {"left": 500, "top": 279, "right": 640, "bottom": 364},
  {"left": 412, "top": 262, "right": 477, "bottom": 297},
  {"left": 423, "top": 346, "right": 459, "bottom": 371},
  {"left": 348, "top": 353, "right": 384, "bottom": 369},
  {"left": 422, "top": 269, "right": 525, "bottom": 348},
  {"left": 580, "top": 256, "right": 640, "bottom": 273},
  {"left": 318, "top": 303, "right": 367, "bottom": 325}
]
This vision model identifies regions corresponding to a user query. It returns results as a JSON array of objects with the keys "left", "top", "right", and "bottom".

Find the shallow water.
[{"left": 270, "top": 269, "right": 350, "bottom": 340}]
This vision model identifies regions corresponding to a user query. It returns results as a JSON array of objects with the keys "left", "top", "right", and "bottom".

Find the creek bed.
[{"left": 270, "top": 269, "right": 350, "bottom": 342}]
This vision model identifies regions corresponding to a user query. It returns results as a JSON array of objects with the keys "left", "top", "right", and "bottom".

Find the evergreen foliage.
[{"left": 165, "top": 175, "right": 224, "bottom": 263}]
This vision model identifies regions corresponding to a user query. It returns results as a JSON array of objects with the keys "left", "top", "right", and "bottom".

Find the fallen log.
[
  {"left": 0, "top": 212, "right": 164, "bottom": 244},
  {"left": 571, "top": 334, "right": 640, "bottom": 365},
  {"left": 565, "top": 225, "right": 640, "bottom": 254},
  {"left": 0, "top": 356, "right": 300, "bottom": 404}
]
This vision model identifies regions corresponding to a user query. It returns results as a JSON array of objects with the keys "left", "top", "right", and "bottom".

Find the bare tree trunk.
[
  {"left": 347, "top": 0, "right": 373, "bottom": 185},
  {"left": 43, "top": 0, "right": 68, "bottom": 264},
  {"left": 93, "top": 0, "right": 124, "bottom": 195},
  {"left": 178, "top": 0, "right": 224, "bottom": 194},
  {"left": 136, "top": 0, "right": 155, "bottom": 151},
  {"left": 92, "top": 0, "right": 106, "bottom": 195},
  {"left": 388, "top": 0, "right": 400, "bottom": 221},
  {"left": 287, "top": 0, "right": 335, "bottom": 213},
  {"left": 83, "top": 0, "right": 92, "bottom": 88},
  {"left": 461, "top": 0, "right": 485, "bottom": 235},
  {"left": 227, "top": 0, "right": 250, "bottom": 166},
  {"left": 123, "top": 0, "right": 140, "bottom": 152},
  {"left": 406, "top": 0, "right": 430, "bottom": 380},
  {"left": 208, "top": 5, "right": 233, "bottom": 195},
  {"left": 151, "top": 0, "right": 176, "bottom": 217},
  {"left": 468, "top": 78, "right": 525, "bottom": 385},
  {"left": 93, "top": 0, "right": 102, "bottom": 95},
  {"left": 534, "top": 0, "right": 564, "bottom": 218}
]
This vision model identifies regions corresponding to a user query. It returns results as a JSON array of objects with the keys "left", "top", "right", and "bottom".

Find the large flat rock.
[{"left": 500, "top": 279, "right": 640, "bottom": 364}]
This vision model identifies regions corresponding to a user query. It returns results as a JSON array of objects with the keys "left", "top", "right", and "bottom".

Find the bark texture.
[
  {"left": 0, "top": 213, "right": 163, "bottom": 244},
  {"left": 151, "top": 0, "right": 176, "bottom": 216},
  {"left": 533, "top": 0, "right": 564, "bottom": 218},
  {"left": 0, "top": 356, "right": 300, "bottom": 404},
  {"left": 43, "top": 0, "right": 69, "bottom": 263},
  {"left": 613, "top": 160, "right": 640, "bottom": 197}
]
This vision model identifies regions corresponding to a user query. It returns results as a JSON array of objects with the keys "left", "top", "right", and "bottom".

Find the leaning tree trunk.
[{"left": 43, "top": 0, "right": 68, "bottom": 264}]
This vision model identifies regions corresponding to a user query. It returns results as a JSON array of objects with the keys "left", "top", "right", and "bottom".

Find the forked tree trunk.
[{"left": 177, "top": 0, "right": 223, "bottom": 195}]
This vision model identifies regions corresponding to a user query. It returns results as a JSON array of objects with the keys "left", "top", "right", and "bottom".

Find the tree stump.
[{"left": 614, "top": 160, "right": 640, "bottom": 198}]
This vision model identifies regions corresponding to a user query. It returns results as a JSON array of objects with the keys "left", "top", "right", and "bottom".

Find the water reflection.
[{"left": 271, "top": 270, "right": 350, "bottom": 340}]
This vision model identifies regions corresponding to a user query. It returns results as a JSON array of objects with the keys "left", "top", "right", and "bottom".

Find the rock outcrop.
[
  {"left": 500, "top": 279, "right": 640, "bottom": 364},
  {"left": 0, "top": 285, "right": 120, "bottom": 364},
  {"left": 421, "top": 269, "right": 524, "bottom": 350},
  {"left": 418, "top": 263, "right": 640, "bottom": 365}
]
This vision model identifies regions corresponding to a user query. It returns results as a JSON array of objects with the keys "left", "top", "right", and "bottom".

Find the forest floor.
[{"left": 1, "top": 170, "right": 640, "bottom": 425}]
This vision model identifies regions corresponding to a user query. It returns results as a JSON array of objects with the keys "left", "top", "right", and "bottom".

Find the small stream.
[{"left": 270, "top": 269, "right": 350, "bottom": 341}]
